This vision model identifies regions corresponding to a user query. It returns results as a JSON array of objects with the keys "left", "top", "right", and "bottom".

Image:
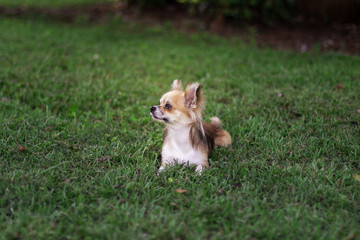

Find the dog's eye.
[{"left": 165, "top": 104, "right": 172, "bottom": 109}]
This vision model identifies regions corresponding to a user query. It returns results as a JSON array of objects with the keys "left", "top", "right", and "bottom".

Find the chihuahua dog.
[{"left": 150, "top": 80, "right": 231, "bottom": 174}]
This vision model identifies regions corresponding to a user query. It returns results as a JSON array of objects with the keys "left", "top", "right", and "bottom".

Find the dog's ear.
[
  {"left": 185, "top": 82, "right": 203, "bottom": 109},
  {"left": 171, "top": 79, "right": 183, "bottom": 91}
]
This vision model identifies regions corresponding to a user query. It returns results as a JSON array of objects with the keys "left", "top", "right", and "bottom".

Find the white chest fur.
[{"left": 161, "top": 126, "right": 207, "bottom": 167}]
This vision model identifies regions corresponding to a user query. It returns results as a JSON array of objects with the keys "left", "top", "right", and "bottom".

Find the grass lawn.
[{"left": 1, "top": 16, "right": 360, "bottom": 239}]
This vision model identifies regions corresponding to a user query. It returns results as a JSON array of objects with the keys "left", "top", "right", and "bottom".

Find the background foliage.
[
  {"left": 1, "top": 0, "right": 359, "bottom": 23},
  {"left": 129, "top": 0, "right": 359, "bottom": 23}
]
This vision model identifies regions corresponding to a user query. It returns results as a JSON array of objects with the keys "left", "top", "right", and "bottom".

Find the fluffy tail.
[
  {"left": 210, "top": 116, "right": 221, "bottom": 127},
  {"left": 209, "top": 116, "right": 232, "bottom": 147}
]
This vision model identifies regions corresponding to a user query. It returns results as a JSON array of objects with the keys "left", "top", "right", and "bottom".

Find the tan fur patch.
[
  {"left": 189, "top": 120, "right": 231, "bottom": 153},
  {"left": 160, "top": 90, "right": 190, "bottom": 118}
]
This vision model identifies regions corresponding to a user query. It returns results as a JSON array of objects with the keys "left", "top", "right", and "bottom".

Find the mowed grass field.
[{"left": 1, "top": 15, "right": 360, "bottom": 239}]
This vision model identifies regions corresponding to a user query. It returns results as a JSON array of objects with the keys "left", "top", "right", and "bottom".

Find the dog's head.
[{"left": 150, "top": 80, "right": 204, "bottom": 126}]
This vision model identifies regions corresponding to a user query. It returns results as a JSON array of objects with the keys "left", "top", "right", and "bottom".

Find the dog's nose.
[{"left": 150, "top": 106, "right": 156, "bottom": 112}]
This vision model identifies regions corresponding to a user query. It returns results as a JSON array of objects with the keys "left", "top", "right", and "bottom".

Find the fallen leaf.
[
  {"left": 231, "top": 183, "right": 242, "bottom": 189},
  {"left": 335, "top": 83, "right": 343, "bottom": 89},
  {"left": 353, "top": 174, "right": 360, "bottom": 182},
  {"left": 337, "top": 180, "right": 341, "bottom": 188},
  {"left": 347, "top": 233, "right": 355, "bottom": 240},
  {"left": 168, "top": 177, "right": 173, "bottom": 183},
  {"left": 356, "top": 109, "right": 360, "bottom": 114},
  {"left": 18, "top": 146, "right": 25, "bottom": 152},
  {"left": 218, "top": 188, "right": 223, "bottom": 193},
  {"left": 97, "top": 156, "right": 111, "bottom": 162},
  {"left": 45, "top": 126, "right": 53, "bottom": 132},
  {"left": 175, "top": 189, "right": 188, "bottom": 194},
  {"left": 277, "top": 93, "right": 283, "bottom": 97}
]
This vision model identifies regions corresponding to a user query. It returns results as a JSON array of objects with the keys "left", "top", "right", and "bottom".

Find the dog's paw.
[
  {"left": 156, "top": 166, "right": 165, "bottom": 176},
  {"left": 195, "top": 165, "right": 203, "bottom": 175}
]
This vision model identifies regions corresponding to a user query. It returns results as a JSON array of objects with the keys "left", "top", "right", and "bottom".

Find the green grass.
[{"left": 1, "top": 16, "right": 360, "bottom": 240}]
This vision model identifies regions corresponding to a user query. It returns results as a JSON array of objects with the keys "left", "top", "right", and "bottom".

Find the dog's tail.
[
  {"left": 208, "top": 116, "right": 232, "bottom": 147},
  {"left": 210, "top": 116, "right": 221, "bottom": 127}
]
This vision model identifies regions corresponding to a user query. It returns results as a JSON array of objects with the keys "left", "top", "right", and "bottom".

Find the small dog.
[{"left": 150, "top": 80, "right": 232, "bottom": 174}]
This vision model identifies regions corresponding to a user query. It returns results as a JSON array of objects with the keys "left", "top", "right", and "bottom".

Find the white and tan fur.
[{"left": 150, "top": 80, "right": 231, "bottom": 174}]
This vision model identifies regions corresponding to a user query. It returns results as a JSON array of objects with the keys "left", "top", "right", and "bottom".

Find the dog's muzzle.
[{"left": 150, "top": 106, "right": 168, "bottom": 122}]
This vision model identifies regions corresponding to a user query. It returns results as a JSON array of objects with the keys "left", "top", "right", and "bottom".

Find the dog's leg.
[
  {"left": 195, "top": 162, "right": 209, "bottom": 175},
  {"left": 157, "top": 158, "right": 173, "bottom": 175},
  {"left": 157, "top": 165, "right": 165, "bottom": 175},
  {"left": 195, "top": 165, "right": 203, "bottom": 175}
]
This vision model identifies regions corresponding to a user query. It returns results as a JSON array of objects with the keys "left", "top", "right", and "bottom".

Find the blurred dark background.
[
  {"left": 1, "top": 0, "right": 359, "bottom": 54},
  {"left": 2, "top": 0, "right": 360, "bottom": 25},
  {"left": 130, "top": 0, "right": 360, "bottom": 24}
]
